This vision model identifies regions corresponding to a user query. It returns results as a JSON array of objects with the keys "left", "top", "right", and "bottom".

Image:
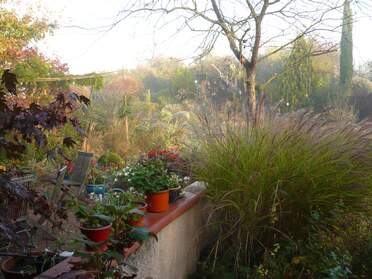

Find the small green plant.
[
  {"left": 88, "top": 165, "right": 109, "bottom": 184},
  {"left": 69, "top": 240, "right": 138, "bottom": 279},
  {"left": 98, "top": 151, "right": 124, "bottom": 168},
  {"left": 106, "top": 191, "right": 145, "bottom": 222},
  {"left": 72, "top": 200, "right": 112, "bottom": 228},
  {"left": 105, "top": 190, "right": 144, "bottom": 206},
  {"left": 118, "top": 159, "right": 178, "bottom": 193},
  {"left": 95, "top": 191, "right": 155, "bottom": 245}
]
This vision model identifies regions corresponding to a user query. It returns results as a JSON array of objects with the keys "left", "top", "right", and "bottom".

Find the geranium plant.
[
  {"left": 147, "top": 148, "right": 193, "bottom": 182},
  {"left": 147, "top": 148, "right": 179, "bottom": 161}
]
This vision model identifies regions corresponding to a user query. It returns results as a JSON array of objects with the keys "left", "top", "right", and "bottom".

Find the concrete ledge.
[
  {"left": 144, "top": 182, "right": 206, "bottom": 234},
  {"left": 36, "top": 182, "right": 208, "bottom": 279},
  {"left": 126, "top": 182, "right": 207, "bottom": 279}
]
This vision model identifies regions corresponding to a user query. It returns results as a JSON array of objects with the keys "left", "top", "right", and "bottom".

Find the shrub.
[
  {"left": 194, "top": 112, "right": 372, "bottom": 276},
  {"left": 98, "top": 151, "right": 124, "bottom": 168}
]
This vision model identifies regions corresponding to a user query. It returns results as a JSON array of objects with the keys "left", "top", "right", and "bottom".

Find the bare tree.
[{"left": 110, "top": 0, "right": 348, "bottom": 122}]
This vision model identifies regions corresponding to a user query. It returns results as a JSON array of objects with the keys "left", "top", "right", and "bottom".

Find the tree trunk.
[
  {"left": 125, "top": 116, "right": 129, "bottom": 144},
  {"left": 245, "top": 67, "right": 257, "bottom": 124}
]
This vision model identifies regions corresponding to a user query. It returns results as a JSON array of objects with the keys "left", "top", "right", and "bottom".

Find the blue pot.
[{"left": 86, "top": 184, "right": 107, "bottom": 194}]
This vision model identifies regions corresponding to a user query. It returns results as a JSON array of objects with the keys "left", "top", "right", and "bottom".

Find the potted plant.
[
  {"left": 168, "top": 174, "right": 182, "bottom": 204},
  {"left": 73, "top": 201, "right": 113, "bottom": 251},
  {"left": 129, "top": 202, "right": 147, "bottom": 227},
  {"left": 86, "top": 163, "right": 109, "bottom": 195},
  {"left": 120, "top": 159, "right": 174, "bottom": 212},
  {"left": 94, "top": 193, "right": 155, "bottom": 253},
  {"left": 105, "top": 190, "right": 147, "bottom": 227},
  {"left": 147, "top": 148, "right": 190, "bottom": 203},
  {"left": 63, "top": 222, "right": 157, "bottom": 279}
]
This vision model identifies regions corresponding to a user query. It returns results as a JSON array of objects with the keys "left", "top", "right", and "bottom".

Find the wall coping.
[
  {"left": 36, "top": 182, "right": 206, "bottom": 278},
  {"left": 144, "top": 182, "right": 206, "bottom": 234}
]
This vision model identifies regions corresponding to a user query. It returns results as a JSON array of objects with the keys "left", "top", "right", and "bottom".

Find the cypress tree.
[
  {"left": 339, "top": 0, "right": 353, "bottom": 97},
  {"left": 279, "top": 37, "right": 317, "bottom": 111}
]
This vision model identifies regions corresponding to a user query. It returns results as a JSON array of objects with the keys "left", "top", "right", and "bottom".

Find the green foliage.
[
  {"left": 193, "top": 112, "right": 372, "bottom": 277},
  {"left": 234, "top": 207, "right": 372, "bottom": 279},
  {"left": 15, "top": 53, "right": 59, "bottom": 84},
  {"left": 98, "top": 191, "right": 154, "bottom": 243},
  {"left": 98, "top": 150, "right": 124, "bottom": 168},
  {"left": 72, "top": 190, "right": 153, "bottom": 244},
  {"left": 250, "top": 213, "right": 353, "bottom": 279},
  {"left": 340, "top": 0, "right": 353, "bottom": 97},
  {"left": 74, "top": 244, "right": 138, "bottom": 278},
  {"left": 171, "top": 67, "right": 196, "bottom": 100},
  {"left": 278, "top": 37, "right": 319, "bottom": 111},
  {"left": 87, "top": 165, "right": 111, "bottom": 184},
  {"left": 104, "top": 190, "right": 144, "bottom": 206},
  {"left": 74, "top": 74, "right": 104, "bottom": 91},
  {"left": 0, "top": 4, "right": 50, "bottom": 66},
  {"left": 119, "top": 159, "right": 178, "bottom": 193},
  {"left": 72, "top": 201, "right": 113, "bottom": 229},
  {"left": 353, "top": 76, "right": 372, "bottom": 94}
]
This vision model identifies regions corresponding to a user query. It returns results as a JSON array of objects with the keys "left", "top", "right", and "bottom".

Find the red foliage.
[{"left": 0, "top": 70, "right": 89, "bottom": 159}]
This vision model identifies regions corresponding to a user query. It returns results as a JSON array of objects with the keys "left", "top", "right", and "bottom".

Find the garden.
[{"left": 1, "top": 67, "right": 371, "bottom": 278}]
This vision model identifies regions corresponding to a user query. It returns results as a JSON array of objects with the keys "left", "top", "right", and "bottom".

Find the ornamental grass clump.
[{"left": 195, "top": 112, "right": 372, "bottom": 272}]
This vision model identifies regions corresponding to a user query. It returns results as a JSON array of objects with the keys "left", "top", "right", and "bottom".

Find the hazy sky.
[{"left": 26, "top": 0, "right": 372, "bottom": 74}]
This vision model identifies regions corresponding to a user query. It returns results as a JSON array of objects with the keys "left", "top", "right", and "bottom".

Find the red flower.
[
  {"left": 147, "top": 148, "right": 179, "bottom": 161},
  {"left": 147, "top": 149, "right": 158, "bottom": 158}
]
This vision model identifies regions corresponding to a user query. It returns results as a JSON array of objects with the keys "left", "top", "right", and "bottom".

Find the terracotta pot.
[
  {"left": 169, "top": 185, "right": 182, "bottom": 204},
  {"left": 1, "top": 257, "right": 37, "bottom": 279},
  {"left": 80, "top": 223, "right": 112, "bottom": 243},
  {"left": 146, "top": 190, "right": 169, "bottom": 213},
  {"left": 129, "top": 202, "right": 147, "bottom": 227}
]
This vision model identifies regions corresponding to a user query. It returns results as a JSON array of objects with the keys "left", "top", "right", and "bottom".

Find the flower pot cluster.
[
  {"left": 0, "top": 148, "right": 192, "bottom": 279},
  {"left": 115, "top": 150, "right": 186, "bottom": 213},
  {"left": 67, "top": 189, "right": 156, "bottom": 278},
  {"left": 68, "top": 148, "right": 190, "bottom": 258}
]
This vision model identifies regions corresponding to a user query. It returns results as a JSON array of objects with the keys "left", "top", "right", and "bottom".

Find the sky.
[{"left": 22, "top": 0, "right": 372, "bottom": 75}]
